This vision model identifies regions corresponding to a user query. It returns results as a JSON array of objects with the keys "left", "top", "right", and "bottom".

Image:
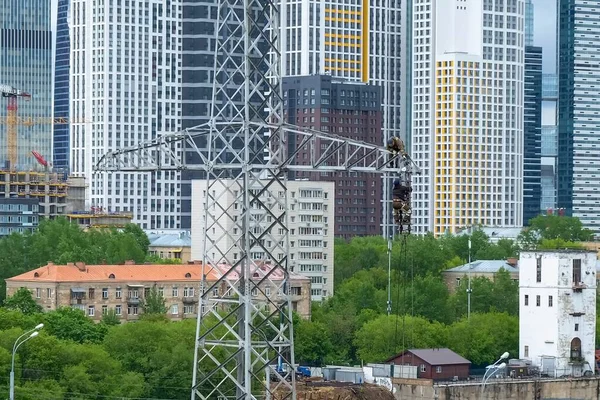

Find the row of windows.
[{"left": 83, "top": 303, "right": 195, "bottom": 317}]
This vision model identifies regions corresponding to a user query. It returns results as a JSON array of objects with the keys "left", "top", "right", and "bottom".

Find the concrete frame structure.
[{"left": 519, "top": 250, "right": 597, "bottom": 378}]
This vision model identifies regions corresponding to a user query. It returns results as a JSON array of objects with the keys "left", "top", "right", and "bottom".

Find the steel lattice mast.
[{"left": 94, "top": 0, "right": 418, "bottom": 398}]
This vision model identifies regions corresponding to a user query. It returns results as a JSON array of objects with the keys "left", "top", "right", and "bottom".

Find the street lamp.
[
  {"left": 10, "top": 323, "right": 43, "bottom": 400},
  {"left": 480, "top": 352, "right": 509, "bottom": 397}
]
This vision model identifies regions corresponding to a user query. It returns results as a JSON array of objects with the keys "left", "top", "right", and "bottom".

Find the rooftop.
[
  {"left": 444, "top": 260, "right": 518, "bottom": 274},
  {"left": 6, "top": 261, "right": 308, "bottom": 284},
  {"left": 387, "top": 348, "right": 471, "bottom": 366},
  {"left": 147, "top": 232, "right": 192, "bottom": 247}
]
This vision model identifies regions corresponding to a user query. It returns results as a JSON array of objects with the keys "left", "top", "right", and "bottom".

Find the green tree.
[
  {"left": 100, "top": 308, "right": 121, "bottom": 326},
  {"left": 353, "top": 314, "right": 447, "bottom": 363},
  {"left": 123, "top": 223, "right": 151, "bottom": 254},
  {"left": 3, "top": 288, "right": 43, "bottom": 314},
  {"left": 519, "top": 215, "right": 594, "bottom": 247},
  {"left": 43, "top": 307, "right": 107, "bottom": 344},
  {"left": 141, "top": 286, "right": 168, "bottom": 317},
  {"left": 294, "top": 320, "right": 332, "bottom": 366},
  {"left": 448, "top": 312, "right": 518, "bottom": 366}
]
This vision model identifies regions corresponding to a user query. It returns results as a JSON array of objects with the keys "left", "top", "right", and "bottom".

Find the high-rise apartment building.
[
  {"left": 523, "top": 45, "right": 542, "bottom": 225},
  {"left": 0, "top": 0, "right": 53, "bottom": 170},
  {"left": 280, "top": 0, "right": 407, "bottom": 237},
  {"left": 53, "top": 0, "right": 71, "bottom": 172},
  {"left": 282, "top": 75, "right": 382, "bottom": 238},
  {"left": 191, "top": 180, "right": 335, "bottom": 301},
  {"left": 541, "top": 74, "right": 558, "bottom": 211},
  {"left": 70, "top": 0, "right": 183, "bottom": 230},
  {"left": 557, "top": 0, "right": 600, "bottom": 235},
  {"left": 411, "top": 0, "right": 524, "bottom": 235}
]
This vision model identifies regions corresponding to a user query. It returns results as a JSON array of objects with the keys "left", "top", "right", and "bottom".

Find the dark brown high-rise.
[{"left": 283, "top": 75, "right": 383, "bottom": 239}]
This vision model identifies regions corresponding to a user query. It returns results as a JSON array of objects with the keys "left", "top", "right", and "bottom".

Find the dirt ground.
[{"left": 273, "top": 381, "right": 395, "bottom": 400}]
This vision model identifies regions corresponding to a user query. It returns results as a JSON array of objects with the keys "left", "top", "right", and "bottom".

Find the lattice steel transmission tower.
[{"left": 94, "top": 0, "right": 418, "bottom": 398}]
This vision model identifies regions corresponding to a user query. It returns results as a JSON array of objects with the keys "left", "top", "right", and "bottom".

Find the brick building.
[
  {"left": 5, "top": 261, "right": 311, "bottom": 321},
  {"left": 283, "top": 75, "right": 383, "bottom": 239},
  {"left": 386, "top": 348, "right": 471, "bottom": 381}
]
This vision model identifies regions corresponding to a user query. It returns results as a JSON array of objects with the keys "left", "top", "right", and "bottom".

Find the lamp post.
[
  {"left": 467, "top": 237, "right": 472, "bottom": 321},
  {"left": 480, "top": 352, "right": 509, "bottom": 398},
  {"left": 10, "top": 323, "right": 43, "bottom": 400}
]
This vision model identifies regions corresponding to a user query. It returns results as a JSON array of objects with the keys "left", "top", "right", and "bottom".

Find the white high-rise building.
[
  {"left": 411, "top": 0, "right": 524, "bottom": 236},
  {"left": 191, "top": 180, "right": 335, "bottom": 301},
  {"left": 519, "top": 250, "right": 596, "bottom": 377},
  {"left": 70, "top": 0, "right": 183, "bottom": 230}
]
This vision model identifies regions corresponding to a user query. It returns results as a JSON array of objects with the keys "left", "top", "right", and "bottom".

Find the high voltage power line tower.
[{"left": 95, "top": 1, "right": 419, "bottom": 400}]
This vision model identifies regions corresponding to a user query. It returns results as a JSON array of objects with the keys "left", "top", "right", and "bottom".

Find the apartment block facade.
[
  {"left": 191, "top": 179, "right": 335, "bottom": 301},
  {"left": 411, "top": 0, "right": 525, "bottom": 235},
  {"left": 282, "top": 75, "right": 382, "bottom": 238},
  {"left": 6, "top": 262, "right": 311, "bottom": 321},
  {"left": 70, "top": 0, "right": 183, "bottom": 229}
]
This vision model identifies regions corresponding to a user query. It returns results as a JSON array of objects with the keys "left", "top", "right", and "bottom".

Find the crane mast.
[{"left": 1, "top": 84, "right": 31, "bottom": 170}]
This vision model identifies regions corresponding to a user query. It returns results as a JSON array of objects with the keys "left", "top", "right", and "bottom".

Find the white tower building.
[
  {"left": 411, "top": 0, "right": 524, "bottom": 235},
  {"left": 519, "top": 250, "right": 597, "bottom": 377},
  {"left": 70, "top": 0, "right": 183, "bottom": 230},
  {"left": 191, "top": 180, "right": 335, "bottom": 301}
]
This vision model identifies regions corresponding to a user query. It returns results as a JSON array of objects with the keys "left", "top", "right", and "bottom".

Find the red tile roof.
[{"left": 6, "top": 261, "right": 309, "bottom": 284}]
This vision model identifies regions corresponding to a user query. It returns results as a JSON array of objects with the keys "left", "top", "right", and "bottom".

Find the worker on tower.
[
  {"left": 392, "top": 178, "right": 412, "bottom": 231},
  {"left": 386, "top": 136, "right": 406, "bottom": 168}
]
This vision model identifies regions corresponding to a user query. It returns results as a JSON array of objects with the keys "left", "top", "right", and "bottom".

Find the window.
[
  {"left": 128, "top": 305, "right": 138, "bottom": 315},
  {"left": 102, "top": 288, "right": 109, "bottom": 299},
  {"left": 172, "top": 287, "right": 179, "bottom": 297},
  {"left": 575, "top": 323, "right": 579, "bottom": 332},
  {"left": 536, "top": 256, "right": 542, "bottom": 282},
  {"left": 89, "top": 288, "right": 95, "bottom": 299},
  {"left": 46, "top": 288, "right": 52, "bottom": 298},
  {"left": 212, "top": 287, "right": 219, "bottom": 297},
  {"left": 436, "top": 366, "right": 442, "bottom": 373},
  {"left": 159, "top": 287, "right": 164, "bottom": 297},
  {"left": 524, "top": 295, "right": 529, "bottom": 306},
  {"left": 570, "top": 337, "right": 581, "bottom": 360},
  {"left": 88, "top": 306, "right": 95, "bottom": 317},
  {"left": 184, "top": 287, "right": 194, "bottom": 297},
  {"left": 36, "top": 288, "right": 41, "bottom": 298},
  {"left": 116, "top": 287, "right": 122, "bottom": 298},
  {"left": 184, "top": 305, "right": 194, "bottom": 314},
  {"left": 536, "top": 295, "right": 540, "bottom": 306},
  {"left": 573, "top": 259, "right": 582, "bottom": 284},
  {"left": 251, "top": 288, "right": 258, "bottom": 297},
  {"left": 524, "top": 345, "right": 529, "bottom": 358},
  {"left": 115, "top": 305, "right": 122, "bottom": 315},
  {"left": 548, "top": 296, "right": 553, "bottom": 307},
  {"left": 456, "top": 277, "right": 461, "bottom": 287},
  {"left": 102, "top": 305, "right": 108, "bottom": 315},
  {"left": 420, "top": 364, "right": 426, "bottom": 373},
  {"left": 265, "top": 286, "right": 271, "bottom": 296},
  {"left": 171, "top": 304, "right": 179, "bottom": 315}
]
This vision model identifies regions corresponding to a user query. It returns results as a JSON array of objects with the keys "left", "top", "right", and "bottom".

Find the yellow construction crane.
[
  {"left": 0, "top": 84, "right": 31, "bottom": 169},
  {"left": 0, "top": 116, "right": 91, "bottom": 126}
]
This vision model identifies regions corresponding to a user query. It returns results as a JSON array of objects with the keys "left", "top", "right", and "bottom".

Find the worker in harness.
[
  {"left": 392, "top": 178, "right": 412, "bottom": 231},
  {"left": 386, "top": 137, "right": 406, "bottom": 168}
]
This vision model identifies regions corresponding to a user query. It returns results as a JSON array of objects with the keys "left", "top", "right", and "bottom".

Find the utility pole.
[
  {"left": 387, "top": 236, "right": 392, "bottom": 315},
  {"left": 467, "top": 237, "right": 472, "bottom": 321}
]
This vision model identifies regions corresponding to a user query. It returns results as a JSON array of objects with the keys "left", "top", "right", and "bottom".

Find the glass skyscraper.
[
  {"left": 53, "top": 0, "right": 70, "bottom": 172},
  {"left": 523, "top": 45, "right": 542, "bottom": 225},
  {"left": 0, "top": 0, "right": 53, "bottom": 170},
  {"left": 557, "top": 0, "right": 600, "bottom": 235}
]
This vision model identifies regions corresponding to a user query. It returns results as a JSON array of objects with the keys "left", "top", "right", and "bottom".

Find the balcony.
[
  {"left": 183, "top": 296, "right": 198, "bottom": 304},
  {"left": 127, "top": 296, "right": 141, "bottom": 305},
  {"left": 70, "top": 297, "right": 84, "bottom": 305}
]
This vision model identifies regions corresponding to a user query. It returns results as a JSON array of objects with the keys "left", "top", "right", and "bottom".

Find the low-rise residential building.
[
  {"left": 519, "top": 250, "right": 597, "bottom": 377},
  {"left": 5, "top": 261, "right": 311, "bottom": 321},
  {"left": 191, "top": 179, "right": 335, "bottom": 301},
  {"left": 147, "top": 231, "right": 192, "bottom": 263},
  {"left": 442, "top": 260, "right": 519, "bottom": 293},
  {"left": 386, "top": 348, "right": 471, "bottom": 381},
  {"left": 65, "top": 211, "right": 134, "bottom": 230}
]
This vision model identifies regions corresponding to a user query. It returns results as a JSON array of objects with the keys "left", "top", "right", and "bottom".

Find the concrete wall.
[{"left": 393, "top": 377, "right": 600, "bottom": 400}]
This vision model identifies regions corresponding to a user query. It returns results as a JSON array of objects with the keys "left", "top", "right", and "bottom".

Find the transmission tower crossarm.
[{"left": 94, "top": 121, "right": 414, "bottom": 174}]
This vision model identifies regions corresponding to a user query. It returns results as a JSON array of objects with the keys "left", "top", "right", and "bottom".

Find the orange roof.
[{"left": 6, "top": 262, "right": 222, "bottom": 283}]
